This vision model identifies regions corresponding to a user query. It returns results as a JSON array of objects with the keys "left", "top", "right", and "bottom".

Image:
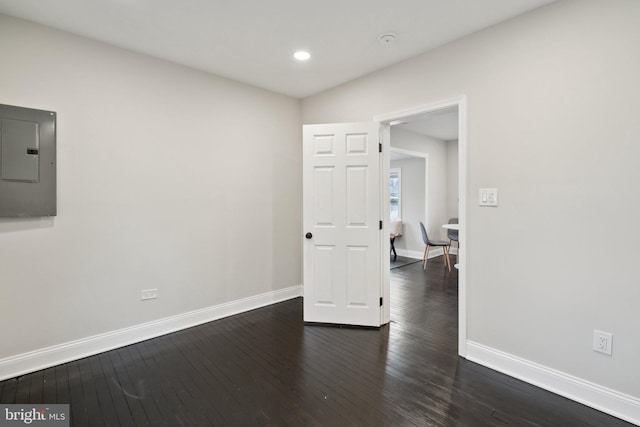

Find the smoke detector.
[{"left": 378, "top": 33, "right": 397, "bottom": 45}]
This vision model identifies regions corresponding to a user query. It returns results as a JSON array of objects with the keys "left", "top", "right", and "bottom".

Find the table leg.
[{"left": 390, "top": 237, "right": 397, "bottom": 261}]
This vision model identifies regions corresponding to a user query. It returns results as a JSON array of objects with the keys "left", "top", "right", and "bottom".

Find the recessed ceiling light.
[{"left": 294, "top": 51, "right": 311, "bottom": 61}]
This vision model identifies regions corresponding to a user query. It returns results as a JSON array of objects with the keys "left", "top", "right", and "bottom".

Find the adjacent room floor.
[{"left": 0, "top": 258, "right": 633, "bottom": 426}]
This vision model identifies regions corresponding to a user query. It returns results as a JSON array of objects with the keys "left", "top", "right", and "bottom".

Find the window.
[{"left": 390, "top": 168, "right": 401, "bottom": 221}]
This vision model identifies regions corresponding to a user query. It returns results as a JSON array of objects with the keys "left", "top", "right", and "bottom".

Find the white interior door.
[{"left": 303, "top": 122, "right": 382, "bottom": 327}]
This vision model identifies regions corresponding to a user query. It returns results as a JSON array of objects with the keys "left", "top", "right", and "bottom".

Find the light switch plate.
[{"left": 479, "top": 188, "right": 498, "bottom": 207}]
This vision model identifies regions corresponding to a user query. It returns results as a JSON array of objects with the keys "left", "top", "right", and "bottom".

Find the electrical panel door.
[{"left": 0, "top": 104, "right": 56, "bottom": 217}]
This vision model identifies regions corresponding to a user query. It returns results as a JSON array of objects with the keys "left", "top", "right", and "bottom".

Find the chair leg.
[
  {"left": 423, "top": 246, "right": 430, "bottom": 270},
  {"left": 444, "top": 246, "right": 451, "bottom": 272}
]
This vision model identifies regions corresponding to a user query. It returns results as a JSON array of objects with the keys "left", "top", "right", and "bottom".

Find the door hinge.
[
  {"left": 379, "top": 143, "right": 382, "bottom": 153},
  {"left": 380, "top": 297, "right": 383, "bottom": 307},
  {"left": 379, "top": 220, "right": 383, "bottom": 230}
]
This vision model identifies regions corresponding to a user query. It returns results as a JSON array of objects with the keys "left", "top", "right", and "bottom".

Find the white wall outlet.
[
  {"left": 479, "top": 188, "right": 498, "bottom": 207},
  {"left": 593, "top": 330, "right": 612, "bottom": 355},
  {"left": 141, "top": 288, "right": 158, "bottom": 301}
]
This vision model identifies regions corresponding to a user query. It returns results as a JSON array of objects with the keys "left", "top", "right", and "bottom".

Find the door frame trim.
[{"left": 374, "top": 95, "right": 468, "bottom": 357}]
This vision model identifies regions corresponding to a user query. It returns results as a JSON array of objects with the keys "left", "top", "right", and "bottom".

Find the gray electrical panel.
[{"left": 0, "top": 104, "right": 56, "bottom": 217}]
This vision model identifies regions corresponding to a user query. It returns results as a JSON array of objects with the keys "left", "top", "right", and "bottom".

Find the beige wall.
[
  {"left": 0, "top": 14, "right": 302, "bottom": 358},
  {"left": 389, "top": 157, "right": 424, "bottom": 254},
  {"left": 303, "top": 0, "right": 640, "bottom": 400}
]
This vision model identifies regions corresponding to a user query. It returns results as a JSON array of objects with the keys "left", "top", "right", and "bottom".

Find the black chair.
[{"left": 420, "top": 222, "right": 451, "bottom": 271}]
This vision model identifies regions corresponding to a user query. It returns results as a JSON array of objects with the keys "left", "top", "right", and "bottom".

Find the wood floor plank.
[
  {"left": 95, "top": 353, "right": 135, "bottom": 427},
  {"left": 0, "top": 378, "right": 16, "bottom": 404},
  {"left": 107, "top": 350, "right": 150, "bottom": 425}
]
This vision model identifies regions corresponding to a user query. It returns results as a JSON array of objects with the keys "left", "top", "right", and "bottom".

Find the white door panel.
[{"left": 303, "top": 122, "right": 381, "bottom": 327}]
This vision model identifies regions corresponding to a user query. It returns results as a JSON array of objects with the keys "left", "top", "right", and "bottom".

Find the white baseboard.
[
  {"left": 394, "top": 248, "right": 423, "bottom": 259},
  {"left": 395, "top": 247, "right": 456, "bottom": 260},
  {"left": 0, "top": 285, "right": 303, "bottom": 381},
  {"left": 466, "top": 341, "right": 640, "bottom": 426}
]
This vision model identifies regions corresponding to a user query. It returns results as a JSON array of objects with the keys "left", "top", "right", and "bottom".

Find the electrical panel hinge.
[
  {"left": 379, "top": 143, "right": 382, "bottom": 153},
  {"left": 380, "top": 297, "right": 383, "bottom": 307},
  {"left": 379, "top": 220, "right": 383, "bottom": 230}
]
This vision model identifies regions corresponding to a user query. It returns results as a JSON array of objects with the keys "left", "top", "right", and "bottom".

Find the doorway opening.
[{"left": 376, "top": 96, "right": 467, "bottom": 356}]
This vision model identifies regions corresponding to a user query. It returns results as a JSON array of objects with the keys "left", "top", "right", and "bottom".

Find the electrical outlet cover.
[
  {"left": 141, "top": 288, "right": 158, "bottom": 301},
  {"left": 593, "top": 330, "right": 612, "bottom": 355}
]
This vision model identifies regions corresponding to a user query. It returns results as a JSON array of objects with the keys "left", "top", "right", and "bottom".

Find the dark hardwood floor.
[{"left": 1, "top": 257, "right": 633, "bottom": 426}]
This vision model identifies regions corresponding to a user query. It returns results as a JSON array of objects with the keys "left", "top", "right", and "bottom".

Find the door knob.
[{"left": 305, "top": 232, "right": 313, "bottom": 239}]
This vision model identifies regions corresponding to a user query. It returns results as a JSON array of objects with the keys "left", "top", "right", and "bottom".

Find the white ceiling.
[
  {"left": 390, "top": 151, "right": 416, "bottom": 161},
  {"left": 396, "top": 108, "right": 459, "bottom": 141},
  {"left": 0, "top": 0, "right": 556, "bottom": 98},
  {"left": 391, "top": 107, "right": 458, "bottom": 160}
]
